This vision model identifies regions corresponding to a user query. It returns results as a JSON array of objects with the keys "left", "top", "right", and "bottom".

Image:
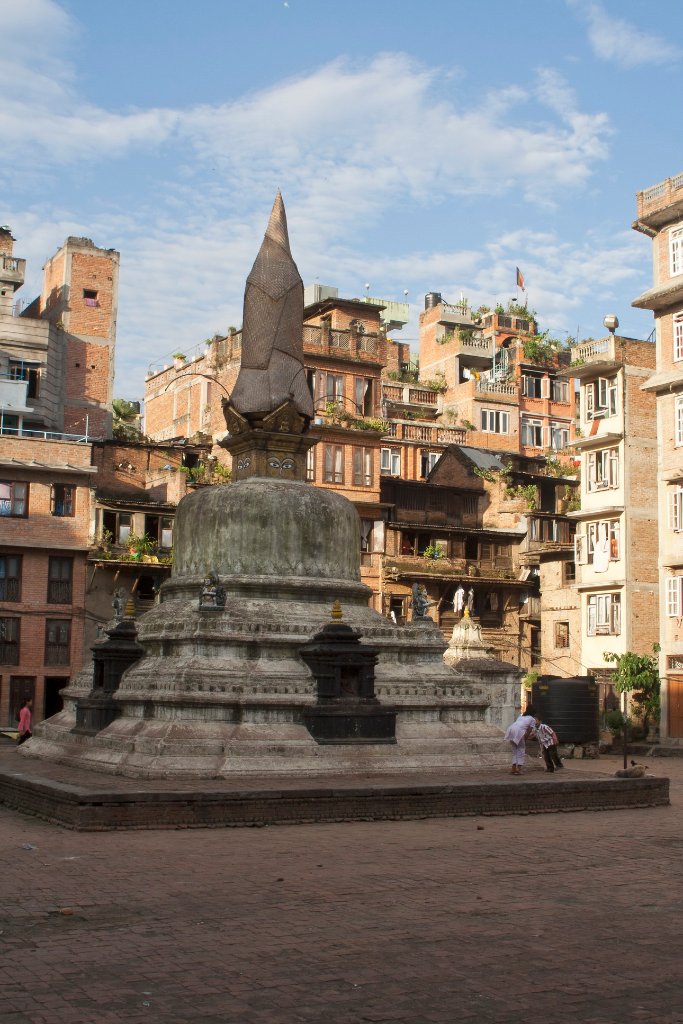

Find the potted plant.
[{"left": 172, "top": 352, "right": 187, "bottom": 370}]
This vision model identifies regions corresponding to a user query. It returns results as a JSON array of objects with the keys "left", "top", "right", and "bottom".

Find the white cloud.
[
  {"left": 568, "top": 0, "right": 682, "bottom": 68},
  {"left": 2, "top": 2, "right": 624, "bottom": 397}
]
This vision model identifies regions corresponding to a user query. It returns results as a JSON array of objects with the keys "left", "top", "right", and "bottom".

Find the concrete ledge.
[{"left": 0, "top": 754, "right": 669, "bottom": 831}]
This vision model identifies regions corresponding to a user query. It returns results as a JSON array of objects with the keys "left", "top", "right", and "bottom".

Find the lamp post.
[{"left": 602, "top": 314, "right": 627, "bottom": 767}]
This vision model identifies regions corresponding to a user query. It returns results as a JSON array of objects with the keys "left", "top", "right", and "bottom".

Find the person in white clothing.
[{"left": 504, "top": 707, "right": 536, "bottom": 775}]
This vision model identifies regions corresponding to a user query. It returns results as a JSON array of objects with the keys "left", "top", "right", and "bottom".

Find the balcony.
[
  {"left": 564, "top": 336, "right": 622, "bottom": 380},
  {"left": 0, "top": 423, "right": 92, "bottom": 442},
  {"left": 635, "top": 172, "right": 683, "bottom": 229},
  {"left": 382, "top": 421, "right": 467, "bottom": 445},
  {"left": 303, "top": 323, "right": 383, "bottom": 362},
  {"left": 475, "top": 379, "right": 518, "bottom": 399},
  {"left": 0, "top": 255, "right": 26, "bottom": 291},
  {"left": 527, "top": 514, "right": 575, "bottom": 552},
  {"left": 384, "top": 555, "right": 515, "bottom": 582},
  {"left": 381, "top": 382, "right": 441, "bottom": 418}
]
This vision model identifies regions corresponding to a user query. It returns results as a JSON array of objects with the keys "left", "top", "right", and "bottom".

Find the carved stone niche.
[
  {"left": 73, "top": 617, "right": 143, "bottom": 735},
  {"left": 299, "top": 619, "right": 396, "bottom": 745}
]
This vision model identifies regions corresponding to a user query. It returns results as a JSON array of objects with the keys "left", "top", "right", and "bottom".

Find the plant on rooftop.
[
  {"left": 421, "top": 374, "right": 448, "bottom": 394},
  {"left": 522, "top": 331, "right": 566, "bottom": 365},
  {"left": 506, "top": 301, "right": 536, "bottom": 321},
  {"left": 112, "top": 398, "right": 143, "bottom": 442}
]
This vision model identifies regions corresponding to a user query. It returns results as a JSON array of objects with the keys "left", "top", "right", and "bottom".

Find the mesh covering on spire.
[{"left": 229, "top": 193, "right": 314, "bottom": 420}]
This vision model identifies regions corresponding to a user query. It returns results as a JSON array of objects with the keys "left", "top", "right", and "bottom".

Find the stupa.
[{"left": 26, "top": 195, "right": 509, "bottom": 778}]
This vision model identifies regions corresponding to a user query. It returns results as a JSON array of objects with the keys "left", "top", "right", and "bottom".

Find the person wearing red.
[{"left": 17, "top": 698, "right": 32, "bottom": 745}]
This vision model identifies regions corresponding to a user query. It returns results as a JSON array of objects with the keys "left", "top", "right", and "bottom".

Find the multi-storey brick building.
[
  {"left": 85, "top": 438, "right": 211, "bottom": 655},
  {"left": 0, "top": 229, "right": 119, "bottom": 439},
  {"left": 633, "top": 172, "right": 683, "bottom": 740},
  {"left": 0, "top": 229, "right": 119, "bottom": 726},
  {"left": 564, "top": 333, "right": 658, "bottom": 708},
  {"left": 418, "top": 294, "right": 577, "bottom": 457},
  {"left": 0, "top": 436, "right": 95, "bottom": 725},
  {"left": 144, "top": 286, "right": 578, "bottom": 668}
]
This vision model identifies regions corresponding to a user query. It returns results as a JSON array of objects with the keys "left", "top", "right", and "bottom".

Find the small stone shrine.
[
  {"left": 300, "top": 601, "right": 396, "bottom": 745},
  {"left": 26, "top": 194, "right": 508, "bottom": 777}
]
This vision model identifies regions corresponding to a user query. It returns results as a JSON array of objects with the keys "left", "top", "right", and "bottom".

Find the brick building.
[
  {"left": 417, "top": 294, "right": 577, "bottom": 457},
  {"left": 0, "top": 229, "right": 119, "bottom": 726},
  {"left": 0, "top": 437, "right": 95, "bottom": 725},
  {"left": 564, "top": 333, "right": 658, "bottom": 707},
  {"left": 633, "top": 172, "right": 683, "bottom": 740},
  {"left": 85, "top": 438, "right": 211, "bottom": 655},
  {"left": 144, "top": 287, "right": 577, "bottom": 668}
]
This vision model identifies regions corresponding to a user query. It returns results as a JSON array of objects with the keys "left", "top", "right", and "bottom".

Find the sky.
[{"left": 2, "top": 0, "right": 683, "bottom": 400}]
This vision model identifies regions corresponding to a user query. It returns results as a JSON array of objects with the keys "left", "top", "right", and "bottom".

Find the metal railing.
[
  {"left": 475, "top": 379, "right": 517, "bottom": 396},
  {"left": 45, "top": 644, "right": 70, "bottom": 666},
  {"left": 0, "top": 579, "right": 20, "bottom": 601},
  {"left": 0, "top": 425, "right": 93, "bottom": 443},
  {"left": 47, "top": 580, "right": 72, "bottom": 604}
]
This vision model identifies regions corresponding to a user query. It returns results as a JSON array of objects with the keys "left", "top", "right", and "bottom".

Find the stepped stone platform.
[{"left": 0, "top": 747, "right": 669, "bottom": 831}]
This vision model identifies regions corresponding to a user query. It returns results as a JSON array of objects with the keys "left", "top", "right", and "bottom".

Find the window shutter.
[
  {"left": 574, "top": 534, "right": 587, "bottom": 565},
  {"left": 611, "top": 598, "right": 621, "bottom": 635}
]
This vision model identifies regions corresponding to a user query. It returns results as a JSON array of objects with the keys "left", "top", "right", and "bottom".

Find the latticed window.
[
  {"left": 0, "top": 555, "right": 21, "bottom": 602},
  {"left": 47, "top": 557, "right": 73, "bottom": 604},
  {"left": 45, "top": 619, "right": 71, "bottom": 665},
  {"left": 554, "top": 622, "right": 570, "bottom": 649},
  {"left": 0, "top": 617, "right": 20, "bottom": 664},
  {"left": 0, "top": 481, "right": 28, "bottom": 517}
]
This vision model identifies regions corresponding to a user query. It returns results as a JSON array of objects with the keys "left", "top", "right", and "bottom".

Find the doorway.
[
  {"left": 9, "top": 676, "right": 35, "bottom": 727},
  {"left": 44, "top": 677, "right": 69, "bottom": 720}
]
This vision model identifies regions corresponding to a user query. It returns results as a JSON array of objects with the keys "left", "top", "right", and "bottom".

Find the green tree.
[
  {"left": 112, "top": 398, "right": 142, "bottom": 441},
  {"left": 603, "top": 644, "right": 661, "bottom": 736}
]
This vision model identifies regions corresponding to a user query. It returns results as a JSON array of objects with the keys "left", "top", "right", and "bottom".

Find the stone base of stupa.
[
  {"left": 26, "top": 602, "right": 509, "bottom": 779},
  {"left": 24, "top": 477, "right": 511, "bottom": 779}
]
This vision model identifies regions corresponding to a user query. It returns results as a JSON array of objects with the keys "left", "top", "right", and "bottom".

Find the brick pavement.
[{"left": 0, "top": 754, "right": 682, "bottom": 1024}]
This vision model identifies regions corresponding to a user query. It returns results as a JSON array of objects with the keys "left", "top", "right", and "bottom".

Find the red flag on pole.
[{"left": 516, "top": 267, "right": 525, "bottom": 289}]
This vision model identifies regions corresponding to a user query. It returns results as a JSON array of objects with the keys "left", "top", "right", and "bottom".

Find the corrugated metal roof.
[
  {"left": 0, "top": 457, "right": 96, "bottom": 474},
  {"left": 457, "top": 446, "right": 508, "bottom": 471}
]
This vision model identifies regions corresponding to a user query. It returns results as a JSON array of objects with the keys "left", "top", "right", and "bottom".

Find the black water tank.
[
  {"left": 531, "top": 676, "right": 599, "bottom": 744},
  {"left": 424, "top": 292, "right": 442, "bottom": 310}
]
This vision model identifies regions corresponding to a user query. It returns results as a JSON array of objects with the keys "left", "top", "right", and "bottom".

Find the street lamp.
[{"left": 602, "top": 313, "right": 629, "bottom": 766}]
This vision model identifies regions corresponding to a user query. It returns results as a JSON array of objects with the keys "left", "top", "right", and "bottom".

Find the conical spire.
[
  {"left": 228, "top": 193, "right": 314, "bottom": 421},
  {"left": 264, "top": 191, "right": 290, "bottom": 252}
]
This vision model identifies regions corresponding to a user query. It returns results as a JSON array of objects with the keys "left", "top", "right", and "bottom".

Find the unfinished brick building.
[{"left": 0, "top": 230, "right": 119, "bottom": 726}]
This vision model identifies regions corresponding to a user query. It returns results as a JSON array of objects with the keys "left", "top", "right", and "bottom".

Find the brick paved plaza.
[{"left": 1, "top": 754, "right": 682, "bottom": 1024}]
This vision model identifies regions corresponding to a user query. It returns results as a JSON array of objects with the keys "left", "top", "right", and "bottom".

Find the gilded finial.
[
  {"left": 463, "top": 606, "right": 470, "bottom": 618},
  {"left": 331, "top": 600, "right": 343, "bottom": 621},
  {"left": 123, "top": 598, "right": 137, "bottom": 619}
]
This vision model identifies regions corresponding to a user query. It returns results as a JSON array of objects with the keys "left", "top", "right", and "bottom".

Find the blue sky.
[{"left": 2, "top": 0, "right": 682, "bottom": 399}]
